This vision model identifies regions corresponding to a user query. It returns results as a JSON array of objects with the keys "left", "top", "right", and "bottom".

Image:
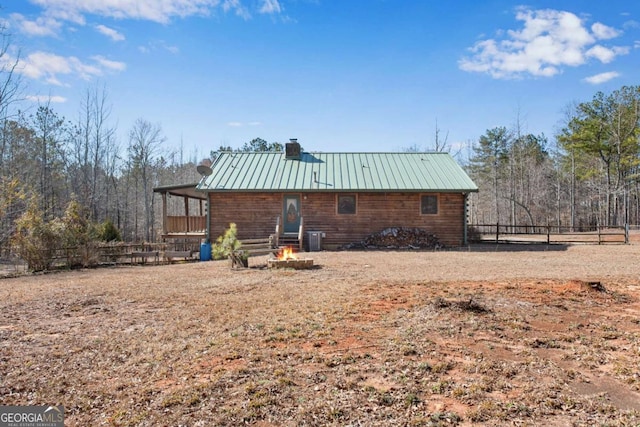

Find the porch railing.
[{"left": 166, "top": 216, "right": 206, "bottom": 234}]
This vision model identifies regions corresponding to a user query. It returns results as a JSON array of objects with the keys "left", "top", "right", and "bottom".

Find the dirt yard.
[{"left": 1, "top": 244, "right": 639, "bottom": 426}]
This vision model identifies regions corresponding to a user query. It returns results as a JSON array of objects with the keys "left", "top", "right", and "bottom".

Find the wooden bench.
[
  {"left": 130, "top": 251, "right": 160, "bottom": 265},
  {"left": 230, "top": 236, "right": 279, "bottom": 268},
  {"left": 163, "top": 250, "right": 195, "bottom": 264}
]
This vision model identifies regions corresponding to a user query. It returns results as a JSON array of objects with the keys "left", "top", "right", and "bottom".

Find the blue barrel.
[{"left": 200, "top": 241, "right": 212, "bottom": 261}]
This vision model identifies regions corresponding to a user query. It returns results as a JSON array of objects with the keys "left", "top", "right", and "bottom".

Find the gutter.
[{"left": 463, "top": 193, "right": 468, "bottom": 246}]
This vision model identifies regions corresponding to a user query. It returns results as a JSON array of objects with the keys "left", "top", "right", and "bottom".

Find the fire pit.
[{"left": 267, "top": 247, "right": 314, "bottom": 269}]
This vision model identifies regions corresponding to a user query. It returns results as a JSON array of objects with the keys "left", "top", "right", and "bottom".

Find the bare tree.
[
  {"left": 432, "top": 118, "right": 450, "bottom": 152},
  {"left": 70, "top": 84, "right": 117, "bottom": 220},
  {"left": 128, "top": 118, "right": 165, "bottom": 242},
  {"left": 0, "top": 21, "right": 23, "bottom": 170}
]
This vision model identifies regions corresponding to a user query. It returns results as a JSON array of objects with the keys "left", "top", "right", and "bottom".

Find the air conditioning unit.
[{"left": 306, "top": 231, "right": 323, "bottom": 251}]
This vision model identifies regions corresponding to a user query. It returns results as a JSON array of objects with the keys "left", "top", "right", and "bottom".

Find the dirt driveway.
[{"left": 1, "top": 244, "right": 639, "bottom": 426}]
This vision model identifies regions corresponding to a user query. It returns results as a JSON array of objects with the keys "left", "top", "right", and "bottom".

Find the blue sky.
[{"left": 2, "top": 1, "right": 639, "bottom": 158}]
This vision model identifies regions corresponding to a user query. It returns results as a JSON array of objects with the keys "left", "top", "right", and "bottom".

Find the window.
[
  {"left": 337, "top": 194, "right": 356, "bottom": 214},
  {"left": 421, "top": 195, "right": 438, "bottom": 215}
]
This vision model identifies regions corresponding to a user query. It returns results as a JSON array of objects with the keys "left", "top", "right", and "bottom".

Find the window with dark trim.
[
  {"left": 421, "top": 194, "right": 438, "bottom": 215},
  {"left": 337, "top": 194, "right": 357, "bottom": 215}
]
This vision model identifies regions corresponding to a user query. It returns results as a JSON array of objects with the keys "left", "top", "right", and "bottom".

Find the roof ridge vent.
[{"left": 285, "top": 138, "right": 301, "bottom": 160}]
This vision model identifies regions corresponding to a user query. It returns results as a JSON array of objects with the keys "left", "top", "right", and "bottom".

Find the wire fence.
[{"left": 469, "top": 223, "right": 629, "bottom": 245}]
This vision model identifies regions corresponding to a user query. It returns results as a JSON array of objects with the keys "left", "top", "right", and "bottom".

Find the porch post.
[
  {"left": 161, "top": 192, "right": 167, "bottom": 238},
  {"left": 184, "top": 196, "right": 190, "bottom": 232}
]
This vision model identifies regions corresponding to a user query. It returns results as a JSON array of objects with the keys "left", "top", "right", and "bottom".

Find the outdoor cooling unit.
[{"left": 306, "top": 231, "right": 323, "bottom": 252}]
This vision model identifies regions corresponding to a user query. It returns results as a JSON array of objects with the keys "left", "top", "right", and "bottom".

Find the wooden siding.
[
  {"left": 209, "top": 193, "right": 282, "bottom": 242},
  {"left": 208, "top": 192, "right": 467, "bottom": 247}
]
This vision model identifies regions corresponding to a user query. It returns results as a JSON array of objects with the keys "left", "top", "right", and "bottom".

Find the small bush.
[
  {"left": 212, "top": 223, "right": 242, "bottom": 260},
  {"left": 59, "top": 200, "right": 99, "bottom": 268},
  {"left": 12, "top": 199, "right": 104, "bottom": 270},
  {"left": 12, "top": 201, "right": 58, "bottom": 271},
  {"left": 98, "top": 219, "right": 122, "bottom": 242}
]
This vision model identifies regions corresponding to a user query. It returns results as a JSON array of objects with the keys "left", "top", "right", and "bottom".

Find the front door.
[{"left": 283, "top": 195, "right": 301, "bottom": 233}]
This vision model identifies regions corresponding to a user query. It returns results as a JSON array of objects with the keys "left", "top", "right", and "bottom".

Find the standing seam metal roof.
[{"left": 197, "top": 151, "right": 478, "bottom": 192}]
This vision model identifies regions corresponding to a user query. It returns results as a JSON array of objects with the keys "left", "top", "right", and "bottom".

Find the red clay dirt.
[{"left": 0, "top": 243, "right": 639, "bottom": 426}]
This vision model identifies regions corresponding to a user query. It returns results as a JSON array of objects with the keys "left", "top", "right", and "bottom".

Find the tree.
[
  {"left": 431, "top": 118, "right": 451, "bottom": 152},
  {"left": 508, "top": 132, "right": 550, "bottom": 227},
  {"left": 128, "top": 118, "right": 165, "bottom": 242},
  {"left": 240, "top": 137, "right": 283, "bottom": 152},
  {"left": 12, "top": 198, "right": 58, "bottom": 271},
  {"left": 558, "top": 86, "right": 640, "bottom": 226},
  {"left": 0, "top": 24, "right": 27, "bottom": 253},
  {"left": 0, "top": 176, "right": 26, "bottom": 255},
  {"left": 30, "top": 103, "right": 69, "bottom": 220},
  {"left": 70, "top": 84, "right": 118, "bottom": 221},
  {"left": 468, "top": 127, "right": 511, "bottom": 223},
  {"left": 0, "top": 22, "right": 22, "bottom": 126}
]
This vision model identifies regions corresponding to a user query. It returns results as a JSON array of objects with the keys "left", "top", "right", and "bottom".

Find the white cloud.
[
  {"left": 583, "top": 71, "right": 620, "bottom": 84},
  {"left": 95, "top": 24, "right": 125, "bottom": 41},
  {"left": 222, "top": 0, "right": 251, "bottom": 19},
  {"left": 165, "top": 45, "right": 180, "bottom": 54},
  {"left": 26, "top": 94, "right": 67, "bottom": 103},
  {"left": 260, "top": 0, "right": 281, "bottom": 14},
  {"left": 92, "top": 55, "right": 127, "bottom": 71},
  {"left": 17, "top": 51, "right": 73, "bottom": 84},
  {"left": 585, "top": 45, "right": 630, "bottom": 63},
  {"left": 138, "top": 40, "right": 180, "bottom": 54},
  {"left": 227, "top": 121, "right": 261, "bottom": 127},
  {"left": 11, "top": 13, "right": 62, "bottom": 36},
  {"left": 14, "top": 50, "right": 125, "bottom": 85},
  {"left": 29, "top": 0, "right": 279, "bottom": 24},
  {"left": 459, "top": 8, "right": 629, "bottom": 79},
  {"left": 591, "top": 22, "right": 620, "bottom": 40},
  {"left": 30, "top": 0, "right": 217, "bottom": 24}
]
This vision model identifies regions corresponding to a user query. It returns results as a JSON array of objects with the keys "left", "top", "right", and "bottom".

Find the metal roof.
[
  {"left": 153, "top": 182, "right": 207, "bottom": 200},
  {"left": 197, "top": 151, "right": 478, "bottom": 193}
]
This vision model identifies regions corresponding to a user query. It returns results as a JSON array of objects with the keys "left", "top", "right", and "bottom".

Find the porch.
[{"left": 154, "top": 183, "right": 207, "bottom": 242}]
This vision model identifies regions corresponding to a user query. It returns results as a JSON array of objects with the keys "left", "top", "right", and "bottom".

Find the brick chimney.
[{"left": 285, "top": 138, "right": 301, "bottom": 160}]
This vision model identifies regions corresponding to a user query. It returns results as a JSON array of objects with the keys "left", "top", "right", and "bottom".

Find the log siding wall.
[{"left": 208, "top": 192, "right": 467, "bottom": 247}]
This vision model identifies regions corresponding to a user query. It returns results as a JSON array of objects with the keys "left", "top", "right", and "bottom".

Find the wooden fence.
[
  {"left": 45, "top": 241, "right": 203, "bottom": 269},
  {"left": 469, "top": 223, "right": 629, "bottom": 245}
]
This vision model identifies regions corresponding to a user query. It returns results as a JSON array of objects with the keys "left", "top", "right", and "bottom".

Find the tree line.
[
  {"left": 1, "top": 26, "right": 639, "bottom": 261},
  {"left": 466, "top": 85, "right": 640, "bottom": 231}
]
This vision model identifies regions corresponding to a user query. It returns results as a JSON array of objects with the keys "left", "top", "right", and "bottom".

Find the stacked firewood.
[{"left": 341, "top": 227, "right": 442, "bottom": 250}]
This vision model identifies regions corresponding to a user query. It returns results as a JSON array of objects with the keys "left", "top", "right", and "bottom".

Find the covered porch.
[{"left": 153, "top": 183, "right": 207, "bottom": 241}]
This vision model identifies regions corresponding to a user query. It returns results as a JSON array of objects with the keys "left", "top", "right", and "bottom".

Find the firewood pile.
[{"left": 341, "top": 227, "right": 443, "bottom": 250}]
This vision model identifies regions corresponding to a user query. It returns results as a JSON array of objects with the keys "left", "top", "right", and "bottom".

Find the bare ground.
[{"left": 1, "top": 243, "right": 639, "bottom": 426}]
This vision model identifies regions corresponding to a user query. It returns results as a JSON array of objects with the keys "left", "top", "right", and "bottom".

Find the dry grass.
[{"left": 1, "top": 244, "right": 640, "bottom": 426}]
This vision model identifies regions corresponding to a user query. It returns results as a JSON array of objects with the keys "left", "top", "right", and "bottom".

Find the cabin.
[{"left": 166, "top": 139, "right": 478, "bottom": 250}]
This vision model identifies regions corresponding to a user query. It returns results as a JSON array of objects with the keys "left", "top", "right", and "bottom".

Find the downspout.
[
  {"left": 463, "top": 193, "right": 468, "bottom": 246},
  {"left": 206, "top": 193, "right": 211, "bottom": 243}
]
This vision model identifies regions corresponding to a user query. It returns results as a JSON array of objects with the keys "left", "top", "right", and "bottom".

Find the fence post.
[
  {"left": 546, "top": 223, "right": 550, "bottom": 245},
  {"left": 597, "top": 225, "right": 601, "bottom": 245},
  {"left": 495, "top": 222, "right": 499, "bottom": 243},
  {"left": 625, "top": 223, "right": 629, "bottom": 244}
]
